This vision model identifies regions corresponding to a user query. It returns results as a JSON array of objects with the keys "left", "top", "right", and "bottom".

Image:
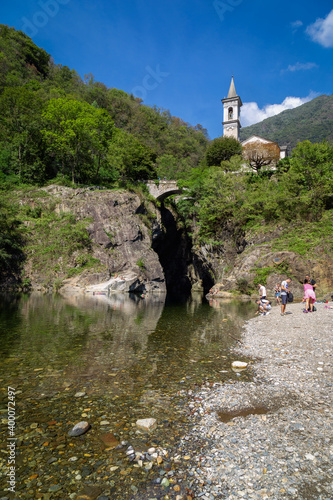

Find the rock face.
[
  {"left": 22, "top": 186, "right": 213, "bottom": 295},
  {"left": 63, "top": 188, "right": 166, "bottom": 293},
  {"left": 14, "top": 185, "right": 332, "bottom": 297},
  {"left": 205, "top": 235, "right": 333, "bottom": 300}
]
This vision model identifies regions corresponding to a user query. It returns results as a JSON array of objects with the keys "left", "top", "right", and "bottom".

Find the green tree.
[
  {"left": 0, "top": 87, "right": 44, "bottom": 181},
  {"left": 42, "top": 98, "right": 114, "bottom": 183},
  {"left": 108, "top": 128, "right": 157, "bottom": 181},
  {"left": 279, "top": 140, "right": 333, "bottom": 219},
  {"left": 220, "top": 154, "right": 244, "bottom": 173},
  {"left": 205, "top": 136, "right": 242, "bottom": 167},
  {"left": 0, "top": 198, "right": 24, "bottom": 276}
]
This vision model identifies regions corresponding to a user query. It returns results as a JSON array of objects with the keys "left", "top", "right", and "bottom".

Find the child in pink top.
[{"left": 303, "top": 279, "right": 316, "bottom": 312}]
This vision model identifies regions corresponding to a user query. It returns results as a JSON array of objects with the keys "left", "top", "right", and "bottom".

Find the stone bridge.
[{"left": 145, "top": 180, "right": 183, "bottom": 201}]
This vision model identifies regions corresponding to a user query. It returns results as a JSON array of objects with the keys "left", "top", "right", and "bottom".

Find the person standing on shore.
[
  {"left": 258, "top": 283, "right": 267, "bottom": 300},
  {"left": 280, "top": 278, "right": 292, "bottom": 316},
  {"left": 274, "top": 283, "right": 281, "bottom": 305},
  {"left": 305, "top": 275, "right": 317, "bottom": 292}
]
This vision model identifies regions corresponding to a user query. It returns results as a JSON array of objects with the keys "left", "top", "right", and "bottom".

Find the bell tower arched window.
[{"left": 228, "top": 107, "right": 233, "bottom": 119}]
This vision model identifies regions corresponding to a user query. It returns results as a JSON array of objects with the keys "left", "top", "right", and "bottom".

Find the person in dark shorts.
[{"left": 280, "top": 278, "right": 292, "bottom": 315}]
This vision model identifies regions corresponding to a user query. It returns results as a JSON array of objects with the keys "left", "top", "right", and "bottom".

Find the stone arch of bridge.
[{"left": 145, "top": 180, "right": 183, "bottom": 201}]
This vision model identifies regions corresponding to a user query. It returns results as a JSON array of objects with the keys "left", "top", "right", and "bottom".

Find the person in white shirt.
[
  {"left": 255, "top": 299, "right": 271, "bottom": 316},
  {"left": 258, "top": 284, "right": 267, "bottom": 300},
  {"left": 280, "top": 278, "right": 292, "bottom": 315}
]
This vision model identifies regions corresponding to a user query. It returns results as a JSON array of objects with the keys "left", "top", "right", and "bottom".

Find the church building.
[{"left": 221, "top": 77, "right": 288, "bottom": 160}]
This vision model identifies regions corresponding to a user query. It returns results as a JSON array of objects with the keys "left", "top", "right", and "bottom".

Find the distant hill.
[{"left": 240, "top": 94, "right": 333, "bottom": 150}]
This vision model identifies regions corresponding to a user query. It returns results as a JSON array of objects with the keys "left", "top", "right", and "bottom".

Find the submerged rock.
[
  {"left": 74, "top": 391, "right": 86, "bottom": 398},
  {"left": 136, "top": 418, "right": 157, "bottom": 432},
  {"left": 68, "top": 421, "right": 90, "bottom": 437},
  {"left": 100, "top": 432, "right": 119, "bottom": 448}
]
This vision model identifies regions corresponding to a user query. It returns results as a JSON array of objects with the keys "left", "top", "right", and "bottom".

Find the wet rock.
[
  {"left": 48, "top": 484, "right": 62, "bottom": 493},
  {"left": 68, "top": 421, "right": 90, "bottom": 437},
  {"left": 100, "top": 432, "right": 119, "bottom": 448},
  {"left": 74, "top": 391, "right": 86, "bottom": 397},
  {"left": 136, "top": 418, "right": 157, "bottom": 432},
  {"left": 99, "top": 420, "right": 110, "bottom": 425},
  {"left": 77, "top": 485, "right": 103, "bottom": 500}
]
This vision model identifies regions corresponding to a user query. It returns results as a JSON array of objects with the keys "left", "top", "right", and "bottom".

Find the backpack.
[{"left": 287, "top": 292, "right": 294, "bottom": 303}]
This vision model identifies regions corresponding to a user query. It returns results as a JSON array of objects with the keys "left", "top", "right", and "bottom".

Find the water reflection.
[
  {"left": 0, "top": 292, "right": 255, "bottom": 407},
  {"left": 0, "top": 292, "right": 256, "bottom": 499}
]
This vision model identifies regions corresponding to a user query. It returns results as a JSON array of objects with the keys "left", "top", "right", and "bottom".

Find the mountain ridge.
[{"left": 240, "top": 94, "right": 333, "bottom": 150}]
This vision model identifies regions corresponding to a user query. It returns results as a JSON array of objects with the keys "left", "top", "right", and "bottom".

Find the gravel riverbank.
[{"left": 179, "top": 302, "right": 333, "bottom": 500}]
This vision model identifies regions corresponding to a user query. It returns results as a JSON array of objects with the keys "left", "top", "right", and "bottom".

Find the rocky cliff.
[
  {"left": 19, "top": 185, "right": 214, "bottom": 296},
  {"left": 204, "top": 228, "right": 333, "bottom": 300},
  {"left": 4, "top": 185, "right": 332, "bottom": 300}
]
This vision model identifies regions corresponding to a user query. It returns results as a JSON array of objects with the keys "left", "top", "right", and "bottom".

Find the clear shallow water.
[{"left": 0, "top": 292, "right": 255, "bottom": 499}]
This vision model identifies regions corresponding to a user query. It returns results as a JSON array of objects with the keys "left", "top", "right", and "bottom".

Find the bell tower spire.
[{"left": 221, "top": 76, "right": 242, "bottom": 140}]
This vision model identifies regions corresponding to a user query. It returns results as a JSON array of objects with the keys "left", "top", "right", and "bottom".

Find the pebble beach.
[{"left": 179, "top": 302, "right": 333, "bottom": 500}]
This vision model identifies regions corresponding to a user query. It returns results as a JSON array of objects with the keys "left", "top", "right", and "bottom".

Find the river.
[{"left": 0, "top": 292, "right": 255, "bottom": 499}]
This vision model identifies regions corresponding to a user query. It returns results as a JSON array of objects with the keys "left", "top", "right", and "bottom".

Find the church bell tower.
[{"left": 221, "top": 76, "right": 242, "bottom": 141}]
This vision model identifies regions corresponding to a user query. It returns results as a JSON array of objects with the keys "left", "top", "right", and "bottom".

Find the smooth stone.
[
  {"left": 68, "top": 421, "right": 90, "bottom": 437},
  {"left": 136, "top": 418, "right": 157, "bottom": 432},
  {"left": 48, "top": 484, "right": 62, "bottom": 492},
  {"left": 74, "top": 392, "right": 86, "bottom": 397},
  {"left": 100, "top": 420, "right": 110, "bottom": 425},
  {"left": 161, "top": 477, "right": 170, "bottom": 487},
  {"left": 231, "top": 361, "right": 248, "bottom": 369}
]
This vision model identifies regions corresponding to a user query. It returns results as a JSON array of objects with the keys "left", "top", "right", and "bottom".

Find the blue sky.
[{"left": 1, "top": 0, "right": 332, "bottom": 139}]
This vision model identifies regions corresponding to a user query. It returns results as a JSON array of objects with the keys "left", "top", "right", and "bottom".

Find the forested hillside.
[
  {"left": 240, "top": 94, "right": 333, "bottom": 150},
  {"left": 0, "top": 24, "right": 208, "bottom": 186}
]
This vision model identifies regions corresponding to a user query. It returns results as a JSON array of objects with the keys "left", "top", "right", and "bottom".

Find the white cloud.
[
  {"left": 291, "top": 20, "right": 303, "bottom": 29},
  {"left": 241, "top": 92, "right": 319, "bottom": 127},
  {"left": 286, "top": 62, "right": 318, "bottom": 72},
  {"left": 306, "top": 9, "right": 333, "bottom": 48}
]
